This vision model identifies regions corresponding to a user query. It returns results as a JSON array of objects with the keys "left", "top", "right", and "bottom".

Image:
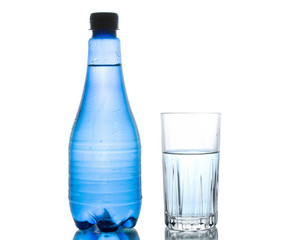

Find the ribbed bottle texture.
[{"left": 69, "top": 13, "right": 141, "bottom": 232}]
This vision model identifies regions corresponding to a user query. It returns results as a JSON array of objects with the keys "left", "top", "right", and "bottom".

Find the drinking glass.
[{"left": 161, "top": 112, "right": 221, "bottom": 231}]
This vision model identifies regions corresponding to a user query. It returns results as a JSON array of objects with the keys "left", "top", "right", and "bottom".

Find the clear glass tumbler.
[{"left": 161, "top": 112, "right": 221, "bottom": 231}]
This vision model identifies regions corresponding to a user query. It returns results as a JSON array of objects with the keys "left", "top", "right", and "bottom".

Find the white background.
[{"left": 0, "top": 0, "right": 285, "bottom": 239}]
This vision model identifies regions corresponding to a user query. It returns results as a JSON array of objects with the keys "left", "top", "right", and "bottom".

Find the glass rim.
[{"left": 161, "top": 112, "right": 221, "bottom": 116}]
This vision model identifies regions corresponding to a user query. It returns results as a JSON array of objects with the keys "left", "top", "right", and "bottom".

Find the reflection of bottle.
[
  {"left": 69, "top": 12, "right": 141, "bottom": 232},
  {"left": 73, "top": 227, "right": 140, "bottom": 240},
  {"left": 165, "top": 227, "right": 218, "bottom": 240}
]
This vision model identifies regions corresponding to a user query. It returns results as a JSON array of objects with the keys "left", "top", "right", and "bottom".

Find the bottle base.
[
  {"left": 74, "top": 217, "right": 138, "bottom": 232},
  {"left": 74, "top": 220, "right": 94, "bottom": 230},
  {"left": 165, "top": 213, "right": 217, "bottom": 231}
]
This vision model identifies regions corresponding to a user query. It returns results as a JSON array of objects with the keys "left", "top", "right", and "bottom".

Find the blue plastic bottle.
[{"left": 69, "top": 13, "right": 141, "bottom": 232}]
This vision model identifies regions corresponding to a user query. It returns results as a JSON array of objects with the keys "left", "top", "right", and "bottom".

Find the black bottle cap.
[{"left": 90, "top": 12, "right": 119, "bottom": 30}]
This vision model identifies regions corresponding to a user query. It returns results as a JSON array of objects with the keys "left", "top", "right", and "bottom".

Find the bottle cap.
[{"left": 90, "top": 12, "right": 119, "bottom": 30}]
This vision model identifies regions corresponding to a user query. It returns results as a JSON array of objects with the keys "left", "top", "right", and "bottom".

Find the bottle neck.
[
  {"left": 92, "top": 29, "right": 117, "bottom": 38},
  {"left": 88, "top": 29, "right": 121, "bottom": 66}
]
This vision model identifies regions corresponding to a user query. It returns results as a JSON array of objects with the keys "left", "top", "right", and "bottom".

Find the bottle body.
[{"left": 69, "top": 33, "right": 141, "bottom": 232}]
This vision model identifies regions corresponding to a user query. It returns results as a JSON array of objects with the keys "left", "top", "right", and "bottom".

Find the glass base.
[
  {"left": 165, "top": 226, "right": 218, "bottom": 239},
  {"left": 165, "top": 213, "right": 217, "bottom": 231}
]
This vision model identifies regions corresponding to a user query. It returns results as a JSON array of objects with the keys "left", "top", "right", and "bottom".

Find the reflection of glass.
[
  {"left": 73, "top": 226, "right": 140, "bottom": 240},
  {"left": 165, "top": 226, "right": 218, "bottom": 240}
]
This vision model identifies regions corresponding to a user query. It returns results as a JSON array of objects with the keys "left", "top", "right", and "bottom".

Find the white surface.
[{"left": 0, "top": 1, "right": 285, "bottom": 239}]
